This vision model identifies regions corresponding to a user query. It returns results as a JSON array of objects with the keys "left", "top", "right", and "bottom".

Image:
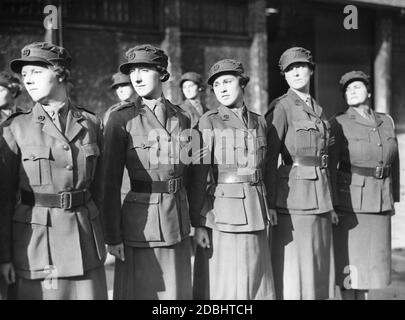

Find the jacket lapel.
[
  {"left": 166, "top": 101, "right": 180, "bottom": 135},
  {"left": 347, "top": 107, "right": 378, "bottom": 127},
  {"left": 218, "top": 105, "right": 245, "bottom": 130},
  {"left": 64, "top": 104, "right": 85, "bottom": 142},
  {"left": 288, "top": 89, "right": 320, "bottom": 120},
  {"left": 33, "top": 103, "right": 68, "bottom": 143}
]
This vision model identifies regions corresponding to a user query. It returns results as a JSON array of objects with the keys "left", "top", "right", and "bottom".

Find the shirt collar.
[
  {"left": 142, "top": 95, "right": 166, "bottom": 111},
  {"left": 291, "top": 88, "right": 311, "bottom": 104},
  {"left": 41, "top": 100, "right": 69, "bottom": 118}
]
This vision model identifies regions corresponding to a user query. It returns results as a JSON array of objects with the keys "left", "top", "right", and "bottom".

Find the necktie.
[
  {"left": 50, "top": 110, "right": 64, "bottom": 133},
  {"left": 242, "top": 108, "right": 248, "bottom": 127},
  {"left": 154, "top": 102, "right": 166, "bottom": 128}
]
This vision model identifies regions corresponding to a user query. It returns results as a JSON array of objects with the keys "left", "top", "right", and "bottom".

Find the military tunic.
[
  {"left": 189, "top": 105, "right": 275, "bottom": 300},
  {"left": 0, "top": 102, "right": 107, "bottom": 300},
  {"left": 265, "top": 89, "right": 335, "bottom": 300},
  {"left": 330, "top": 107, "right": 399, "bottom": 289},
  {"left": 180, "top": 99, "right": 208, "bottom": 129},
  {"left": 102, "top": 96, "right": 193, "bottom": 300}
]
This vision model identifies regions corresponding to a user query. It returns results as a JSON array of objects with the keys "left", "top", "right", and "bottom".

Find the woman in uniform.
[
  {"left": 102, "top": 44, "right": 193, "bottom": 300},
  {"left": 0, "top": 42, "right": 107, "bottom": 300},
  {"left": 330, "top": 70, "right": 399, "bottom": 300},
  {"left": 189, "top": 59, "right": 275, "bottom": 300},
  {"left": 265, "top": 47, "right": 337, "bottom": 300}
]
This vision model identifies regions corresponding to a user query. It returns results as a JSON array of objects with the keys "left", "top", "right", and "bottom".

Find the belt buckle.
[
  {"left": 168, "top": 178, "right": 180, "bottom": 194},
  {"left": 60, "top": 192, "right": 72, "bottom": 209},
  {"left": 375, "top": 166, "right": 384, "bottom": 179},
  {"left": 321, "top": 154, "right": 328, "bottom": 168},
  {"left": 250, "top": 170, "right": 261, "bottom": 185}
]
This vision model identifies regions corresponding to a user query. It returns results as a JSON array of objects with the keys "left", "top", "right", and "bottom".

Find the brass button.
[
  {"left": 221, "top": 191, "right": 225, "bottom": 196},
  {"left": 66, "top": 164, "right": 73, "bottom": 170},
  {"left": 30, "top": 155, "right": 35, "bottom": 160},
  {"left": 141, "top": 143, "right": 145, "bottom": 148},
  {"left": 372, "top": 128, "right": 377, "bottom": 132},
  {"left": 377, "top": 143, "right": 382, "bottom": 147},
  {"left": 63, "top": 145, "right": 69, "bottom": 151}
]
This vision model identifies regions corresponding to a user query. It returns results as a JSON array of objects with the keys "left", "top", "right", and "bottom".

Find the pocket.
[
  {"left": 21, "top": 145, "right": 52, "bottom": 186},
  {"left": 337, "top": 172, "right": 365, "bottom": 210},
  {"left": 82, "top": 143, "right": 100, "bottom": 182},
  {"left": 213, "top": 184, "right": 247, "bottom": 225},
  {"left": 128, "top": 135, "right": 159, "bottom": 169},
  {"left": 12, "top": 206, "right": 50, "bottom": 271},
  {"left": 121, "top": 192, "right": 162, "bottom": 242},
  {"left": 276, "top": 166, "right": 318, "bottom": 210},
  {"left": 345, "top": 132, "right": 371, "bottom": 161},
  {"left": 293, "top": 119, "right": 319, "bottom": 151}
]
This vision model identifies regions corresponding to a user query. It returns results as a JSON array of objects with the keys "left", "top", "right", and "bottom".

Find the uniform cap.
[
  {"left": 207, "top": 59, "right": 248, "bottom": 85},
  {"left": 10, "top": 42, "right": 72, "bottom": 73},
  {"left": 339, "top": 70, "right": 370, "bottom": 91},
  {"left": 111, "top": 72, "right": 131, "bottom": 89},
  {"left": 119, "top": 44, "right": 169, "bottom": 75},
  {"left": 180, "top": 72, "right": 203, "bottom": 88},
  {"left": 279, "top": 47, "right": 314, "bottom": 72}
]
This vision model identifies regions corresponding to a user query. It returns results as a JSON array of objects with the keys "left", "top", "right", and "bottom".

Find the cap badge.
[
  {"left": 22, "top": 49, "right": 30, "bottom": 57},
  {"left": 127, "top": 51, "right": 136, "bottom": 61},
  {"left": 213, "top": 64, "right": 220, "bottom": 71},
  {"left": 38, "top": 115, "right": 45, "bottom": 121}
]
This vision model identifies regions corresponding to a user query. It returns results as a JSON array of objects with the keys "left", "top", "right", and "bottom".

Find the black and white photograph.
[{"left": 0, "top": 0, "right": 405, "bottom": 307}]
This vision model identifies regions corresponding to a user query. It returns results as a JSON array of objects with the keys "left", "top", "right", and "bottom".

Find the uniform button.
[
  {"left": 65, "top": 164, "right": 73, "bottom": 170},
  {"left": 377, "top": 143, "right": 382, "bottom": 147},
  {"left": 141, "top": 143, "right": 145, "bottom": 148},
  {"left": 378, "top": 161, "right": 383, "bottom": 165},
  {"left": 65, "top": 187, "right": 73, "bottom": 191},
  {"left": 63, "top": 145, "right": 69, "bottom": 151},
  {"left": 30, "top": 155, "right": 35, "bottom": 160},
  {"left": 372, "top": 128, "right": 377, "bottom": 132},
  {"left": 316, "top": 120, "right": 321, "bottom": 124},
  {"left": 221, "top": 191, "right": 225, "bottom": 196}
]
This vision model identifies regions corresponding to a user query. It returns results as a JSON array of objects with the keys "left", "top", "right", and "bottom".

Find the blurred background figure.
[
  {"left": 179, "top": 72, "right": 207, "bottom": 128},
  {"left": 103, "top": 71, "right": 138, "bottom": 125},
  {"left": 0, "top": 71, "right": 23, "bottom": 125}
]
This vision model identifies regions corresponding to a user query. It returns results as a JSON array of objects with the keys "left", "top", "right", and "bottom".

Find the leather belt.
[
  {"left": 290, "top": 154, "right": 328, "bottom": 168},
  {"left": 130, "top": 177, "right": 183, "bottom": 194},
  {"left": 339, "top": 162, "right": 391, "bottom": 179},
  {"left": 20, "top": 189, "right": 90, "bottom": 209},
  {"left": 217, "top": 170, "right": 263, "bottom": 184}
]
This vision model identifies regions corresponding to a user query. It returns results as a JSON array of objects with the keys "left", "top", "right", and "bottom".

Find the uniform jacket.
[
  {"left": 0, "top": 102, "right": 105, "bottom": 279},
  {"left": 180, "top": 99, "right": 208, "bottom": 129},
  {"left": 102, "top": 96, "right": 192, "bottom": 248},
  {"left": 329, "top": 107, "right": 400, "bottom": 213},
  {"left": 188, "top": 105, "right": 270, "bottom": 233},
  {"left": 265, "top": 89, "right": 334, "bottom": 214}
]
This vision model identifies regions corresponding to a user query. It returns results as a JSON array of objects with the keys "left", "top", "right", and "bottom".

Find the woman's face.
[
  {"left": 284, "top": 62, "right": 313, "bottom": 92},
  {"left": 345, "top": 80, "right": 369, "bottom": 106},
  {"left": 0, "top": 85, "right": 13, "bottom": 109},
  {"left": 213, "top": 74, "right": 243, "bottom": 107},
  {"left": 21, "top": 64, "right": 59, "bottom": 103},
  {"left": 115, "top": 84, "right": 135, "bottom": 102},
  {"left": 182, "top": 80, "right": 199, "bottom": 100},
  {"left": 130, "top": 65, "right": 162, "bottom": 99}
]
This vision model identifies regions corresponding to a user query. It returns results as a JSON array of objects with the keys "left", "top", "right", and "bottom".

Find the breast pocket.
[
  {"left": 345, "top": 131, "right": 371, "bottom": 161},
  {"left": 82, "top": 143, "right": 100, "bottom": 183},
  {"left": 128, "top": 135, "right": 159, "bottom": 169},
  {"left": 293, "top": 119, "right": 320, "bottom": 152},
  {"left": 121, "top": 192, "right": 162, "bottom": 242},
  {"left": 21, "top": 145, "right": 52, "bottom": 186}
]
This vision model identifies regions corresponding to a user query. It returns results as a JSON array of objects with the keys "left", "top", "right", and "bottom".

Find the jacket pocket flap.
[
  {"left": 21, "top": 145, "right": 51, "bottom": 161},
  {"left": 293, "top": 120, "right": 317, "bottom": 131},
  {"left": 129, "top": 135, "right": 157, "bottom": 149},
  {"left": 13, "top": 206, "right": 49, "bottom": 225},
  {"left": 295, "top": 166, "right": 317, "bottom": 180},
  {"left": 337, "top": 172, "right": 365, "bottom": 186},
  {"left": 124, "top": 192, "right": 159, "bottom": 204},
  {"left": 82, "top": 143, "right": 100, "bottom": 157},
  {"left": 214, "top": 184, "right": 245, "bottom": 198}
]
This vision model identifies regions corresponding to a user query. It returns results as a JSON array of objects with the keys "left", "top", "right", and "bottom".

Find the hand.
[
  {"left": 107, "top": 243, "right": 125, "bottom": 262},
  {"left": 331, "top": 210, "right": 339, "bottom": 225},
  {"left": 195, "top": 227, "right": 210, "bottom": 249},
  {"left": 269, "top": 209, "right": 278, "bottom": 226},
  {"left": 0, "top": 262, "right": 16, "bottom": 285}
]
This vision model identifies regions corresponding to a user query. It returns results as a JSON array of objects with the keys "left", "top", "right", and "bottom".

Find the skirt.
[
  {"left": 271, "top": 212, "right": 335, "bottom": 300},
  {"left": 113, "top": 239, "right": 192, "bottom": 300},
  {"left": 193, "top": 228, "right": 275, "bottom": 300},
  {"left": 10, "top": 266, "right": 107, "bottom": 300},
  {"left": 333, "top": 211, "right": 392, "bottom": 290}
]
